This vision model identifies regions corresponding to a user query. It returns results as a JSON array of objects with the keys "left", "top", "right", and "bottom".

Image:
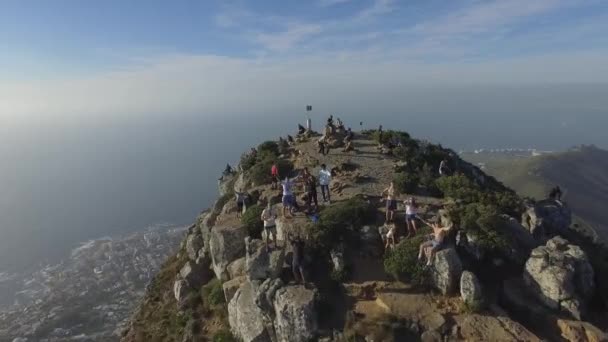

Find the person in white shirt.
[
  {"left": 404, "top": 197, "right": 419, "bottom": 238},
  {"left": 318, "top": 164, "right": 332, "bottom": 203},
  {"left": 261, "top": 202, "right": 278, "bottom": 251}
]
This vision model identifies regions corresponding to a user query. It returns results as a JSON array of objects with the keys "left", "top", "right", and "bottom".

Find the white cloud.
[
  {"left": 357, "top": 0, "right": 395, "bottom": 20},
  {"left": 255, "top": 23, "right": 323, "bottom": 52}
]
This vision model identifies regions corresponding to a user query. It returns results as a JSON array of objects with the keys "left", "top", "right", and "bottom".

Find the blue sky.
[{"left": 1, "top": 0, "right": 608, "bottom": 120}]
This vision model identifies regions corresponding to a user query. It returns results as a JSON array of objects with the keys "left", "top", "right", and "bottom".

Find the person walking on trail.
[
  {"left": 305, "top": 175, "right": 318, "bottom": 213},
  {"left": 288, "top": 233, "right": 307, "bottom": 284},
  {"left": 261, "top": 202, "right": 278, "bottom": 251},
  {"left": 439, "top": 159, "right": 451, "bottom": 176},
  {"left": 404, "top": 197, "right": 419, "bottom": 238},
  {"left": 271, "top": 162, "right": 279, "bottom": 190},
  {"left": 319, "top": 164, "right": 332, "bottom": 203},
  {"left": 381, "top": 182, "right": 398, "bottom": 223},
  {"left": 235, "top": 190, "right": 247, "bottom": 218},
  {"left": 418, "top": 218, "right": 453, "bottom": 266}
]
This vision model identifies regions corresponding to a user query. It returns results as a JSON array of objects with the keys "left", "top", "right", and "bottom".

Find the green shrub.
[
  {"left": 311, "top": 197, "right": 374, "bottom": 248},
  {"left": 249, "top": 158, "right": 293, "bottom": 185},
  {"left": 213, "top": 329, "right": 237, "bottom": 342},
  {"left": 239, "top": 152, "right": 257, "bottom": 171},
  {"left": 202, "top": 279, "right": 225, "bottom": 306},
  {"left": 393, "top": 172, "right": 419, "bottom": 194},
  {"left": 383, "top": 233, "right": 427, "bottom": 285},
  {"left": 257, "top": 141, "right": 280, "bottom": 156},
  {"left": 435, "top": 174, "right": 481, "bottom": 203},
  {"left": 241, "top": 204, "right": 264, "bottom": 238},
  {"left": 371, "top": 130, "right": 411, "bottom": 146}
]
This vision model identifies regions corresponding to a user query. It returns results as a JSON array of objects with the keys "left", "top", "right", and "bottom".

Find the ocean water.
[{"left": 1, "top": 85, "right": 607, "bottom": 274}]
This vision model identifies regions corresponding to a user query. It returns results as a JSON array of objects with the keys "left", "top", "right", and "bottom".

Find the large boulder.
[
  {"left": 210, "top": 225, "right": 247, "bottom": 281},
  {"left": 262, "top": 217, "right": 289, "bottom": 242},
  {"left": 495, "top": 215, "right": 538, "bottom": 265},
  {"left": 460, "top": 271, "right": 483, "bottom": 309},
  {"left": 219, "top": 173, "right": 235, "bottom": 197},
  {"left": 557, "top": 319, "right": 608, "bottom": 342},
  {"left": 227, "top": 257, "right": 247, "bottom": 279},
  {"left": 174, "top": 279, "right": 190, "bottom": 304},
  {"left": 245, "top": 238, "right": 286, "bottom": 281},
  {"left": 430, "top": 248, "right": 462, "bottom": 295},
  {"left": 185, "top": 233, "right": 203, "bottom": 261},
  {"left": 196, "top": 212, "right": 213, "bottom": 254},
  {"left": 522, "top": 199, "right": 572, "bottom": 241},
  {"left": 360, "top": 225, "right": 383, "bottom": 257},
  {"left": 223, "top": 276, "right": 247, "bottom": 303},
  {"left": 273, "top": 285, "right": 317, "bottom": 342},
  {"left": 524, "top": 236, "right": 594, "bottom": 319},
  {"left": 228, "top": 281, "right": 271, "bottom": 342},
  {"left": 455, "top": 230, "right": 485, "bottom": 262},
  {"left": 179, "top": 260, "right": 211, "bottom": 289}
]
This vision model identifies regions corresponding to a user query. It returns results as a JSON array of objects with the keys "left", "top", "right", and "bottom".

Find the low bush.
[
  {"left": 249, "top": 158, "right": 293, "bottom": 185},
  {"left": 393, "top": 172, "right": 419, "bottom": 194},
  {"left": 310, "top": 197, "right": 375, "bottom": 249},
  {"left": 239, "top": 152, "right": 257, "bottom": 171},
  {"left": 213, "top": 329, "right": 237, "bottom": 342},
  {"left": 201, "top": 278, "right": 225, "bottom": 307},
  {"left": 241, "top": 204, "right": 264, "bottom": 238},
  {"left": 257, "top": 141, "right": 280, "bottom": 156},
  {"left": 383, "top": 233, "right": 427, "bottom": 285}
]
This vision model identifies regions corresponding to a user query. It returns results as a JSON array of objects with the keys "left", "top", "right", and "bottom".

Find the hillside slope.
[
  {"left": 463, "top": 145, "right": 608, "bottom": 243},
  {"left": 122, "top": 129, "right": 608, "bottom": 342}
]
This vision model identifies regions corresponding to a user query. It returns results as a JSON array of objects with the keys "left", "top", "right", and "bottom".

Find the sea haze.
[{"left": 1, "top": 85, "right": 607, "bottom": 274}]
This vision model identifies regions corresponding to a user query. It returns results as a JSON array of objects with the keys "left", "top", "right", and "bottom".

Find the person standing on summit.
[
  {"left": 318, "top": 164, "right": 332, "bottom": 203},
  {"left": 271, "top": 162, "right": 279, "bottom": 190},
  {"left": 381, "top": 181, "right": 397, "bottom": 223}
]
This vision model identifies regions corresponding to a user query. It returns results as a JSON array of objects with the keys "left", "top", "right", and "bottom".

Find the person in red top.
[{"left": 271, "top": 163, "right": 279, "bottom": 189}]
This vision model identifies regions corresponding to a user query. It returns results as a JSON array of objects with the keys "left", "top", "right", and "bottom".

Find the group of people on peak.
[
  {"left": 317, "top": 115, "right": 355, "bottom": 155},
  {"left": 381, "top": 180, "right": 453, "bottom": 267},
  {"left": 278, "top": 163, "right": 333, "bottom": 219}
]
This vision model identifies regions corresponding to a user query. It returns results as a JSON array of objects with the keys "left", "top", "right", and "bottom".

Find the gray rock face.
[
  {"left": 185, "top": 233, "right": 203, "bottom": 261},
  {"left": 522, "top": 200, "right": 572, "bottom": 241},
  {"left": 524, "top": 236, "right": 594, "bottom": 319},
  {"left": 228, "top": 282, "right": 271, "bottom": 342},
  {"left": 273, "top": 285, "right": 317, "bottom": 342},
  {"left": 227, "top": 257, "right": 247, "bottom": 279},
  {"left": 223, "top": 276, "right": 247, "bottom": 303},
  {"left": 360, "top": 225, "right": 382, "bottom": 257},
  {"left": 455, "top": 231, "right": 485, "bottom": 262},
  {"left": 218, "top": 173, "right": 235, "bottom": 197},
  {"left": 430, "top": 248, "right": 463, "bottom": 295},
  {"left": 179, "top": 260, "right": 210, "bottom": 289},
  {"left": 460, "top": 271, "right": 483, "bottom": 309},
  {"left": 262, "top": 217, "right": 288, "bottom": 242},
  {"left": 174, "top": 279, "right": 190, "bottom": 304},
  {"left": 245, "top": 238, "right": 286, "bottom": 281},
  {"left": 197, "top": 212, "right": 213, "bottom": 254},
  {"left": 210, "top": 225, "right": 247, "bottom": 281},
  {"left": 330, "top": 247, "right": 345, "bottom": 273},
  {"left": 496, "top": 215, "right": 538, "bottom": 265}
]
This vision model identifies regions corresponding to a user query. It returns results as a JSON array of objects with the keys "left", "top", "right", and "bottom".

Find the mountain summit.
[{"left": 122, "top": 127, "right": 608, "bottom": 342}]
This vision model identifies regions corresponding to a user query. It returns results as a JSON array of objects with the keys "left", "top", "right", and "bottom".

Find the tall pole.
[{"left": 306, "top": 105, "right": 312, "bottom": 131}]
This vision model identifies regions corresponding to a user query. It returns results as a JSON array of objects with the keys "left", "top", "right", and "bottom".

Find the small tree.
[
  {"left": 393, "top": 172, "right": 419, "bottom": 194},
  {"left": 241, "top": 204, "right": 264, "bottom": 238}
]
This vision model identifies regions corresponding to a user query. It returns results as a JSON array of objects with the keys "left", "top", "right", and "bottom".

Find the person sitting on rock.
[
  {"left": 222, "top": 163, "right": 233, "bottom": 176},
  {"left": 343, "top": 139, "right": 354, "bottom": 153},
  {"left": 404, "top": 197, "right": 419, "bottom": 238},
  {"left": 381, "top": 182, "right": 398, "bottom": 222},
  {"left": 271, "top": 162, "right": 279, "bottom": 190},
  {"left": 298, "top": 124, "right": 306, "bottom": 135},
  {"left": 327, "top": 115, "right": 334, "bottom": 126},
  {"left": 235, "top": 190, "right": 248, "bottom": 218},
  {"left": 337, "top": 118, "right": 344, "bottom": 130},
  {"left": 288, "top": 233, "right": 307, "bottom": 284},
  {"left": 261, "top": 202, "right": 278, "bottom": 251},
  {"left": 318, "top": 164, "right": 332, "bottom": 203},
  {"left": 439, "top": 159, "right": 451, "bottom": 176},
  {"left": 549, "top": 186, "right": 562, "bottom": 202},
  {"left": 417, "top": 218, "right": 453, "bottom": 266}
]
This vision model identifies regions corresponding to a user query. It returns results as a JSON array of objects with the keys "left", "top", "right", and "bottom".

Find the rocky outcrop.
[
  {"left": 209, "top": 225, "right": 247, "bottom": 281},
  {"left": 228, "top": 281, "right": 271, "bottom": 342},
  {"left": 262, "top": 217, "right": 289, "bottom": 242},
  {"left": 223, "top": 276, "right": 247, "bottom": 303},
  {"left": 360, "top": 225, "right": 383, "bottom": 257},
  {"left": 522, "top": 199, "right": 572, "bottom": 241},
  {"left": 227, "top": 257, "right": 246, "bottom": 279},
  {"left": 524, "top": 236, "right": 594, "bottom": 319},
  {"left": 179, "top": 259, "right": 212, "bottom": 289},
  {"left": 174, "top": 279, "right": 190, "bottom": 305},
  {"left": 460, "top": 271, "right": 483, "bottom": 309},
  {"left": 218, "top": 173, "right": 235, "bottom": 197},
  {"left": 453, "top": 314, "right": 541, "bottom": 342},
  {"left": 557, "top": 319, "right": 608, "bottom": 342},
  {"left": 455, "top": 230, "right": 485, "bottom": 262},
  {"left": 245, "top": 238, "right": 286, "bottom": 281},
  {"left": 496, "top": 215, "right": 538, "bottom": 264},
  {"left": 273, "top": 285, "right": 317, "bottom": 342},
  {"left": 185, "top": 233, "right": 203, "bottom": 261},
  {"left": 430, "top": 248, "right": 462, "bottom": 295}
]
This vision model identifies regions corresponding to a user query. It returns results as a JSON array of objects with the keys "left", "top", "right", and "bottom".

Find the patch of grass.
[
  {"left": 202, "top": 278, "right": 225, "bottom": 307},
  {"left": 249, "top": 158, "right": 293, "bottom": 186}
]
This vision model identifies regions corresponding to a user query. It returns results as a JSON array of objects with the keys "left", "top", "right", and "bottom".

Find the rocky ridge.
[{"left": 122, "top": 127, "right": 608, "bottom": 342}]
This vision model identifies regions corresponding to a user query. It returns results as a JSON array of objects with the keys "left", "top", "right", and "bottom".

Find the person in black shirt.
[{"left": 288, "top": 234, "right": 306, "bottom": 284}]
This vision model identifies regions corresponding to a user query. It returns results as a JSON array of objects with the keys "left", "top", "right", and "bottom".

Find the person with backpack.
[{"left": 318, "top": 164, "right": 332, "bottom": 203}]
